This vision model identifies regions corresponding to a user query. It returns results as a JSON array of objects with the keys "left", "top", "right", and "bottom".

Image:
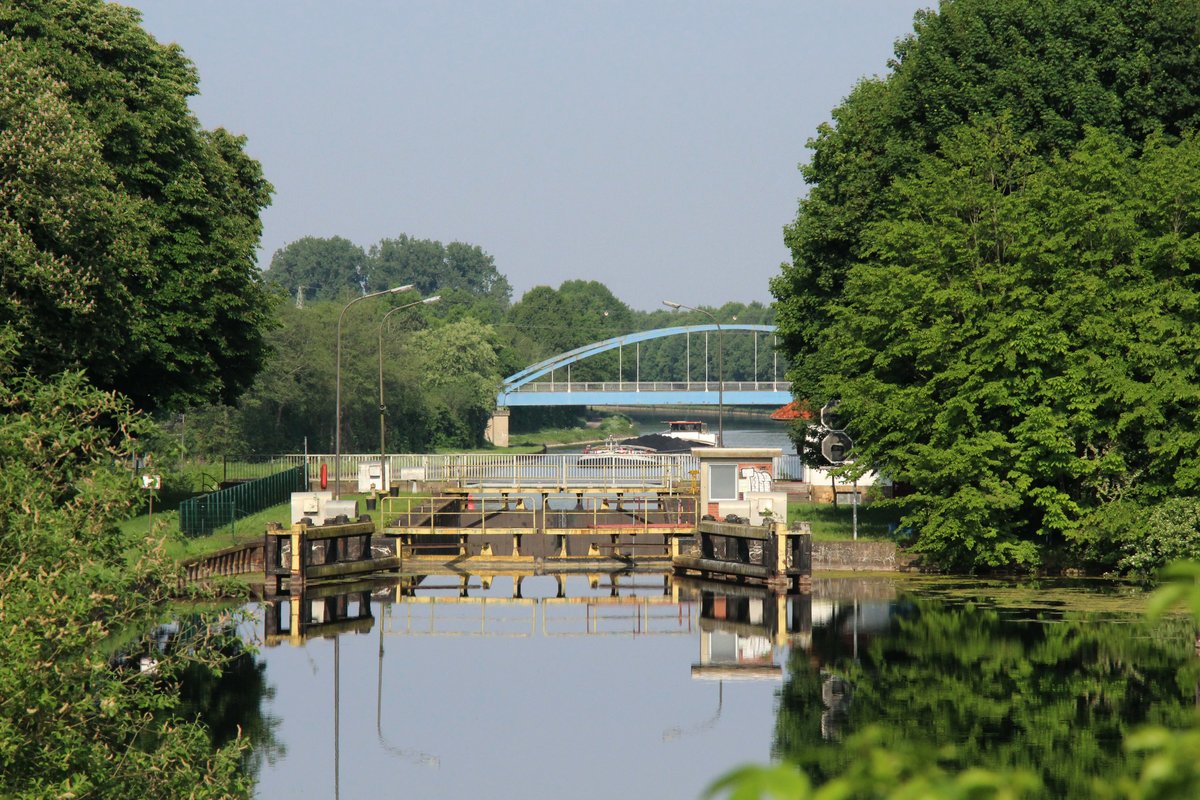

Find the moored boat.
[
  {"left": 661, "top": 420, "right": 718, "bottom": 446},
  {"left": 577, "top": 437, "right": 659, "bottom": 466}
]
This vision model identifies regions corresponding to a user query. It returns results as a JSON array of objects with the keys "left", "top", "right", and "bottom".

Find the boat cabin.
[{"left": 663, "top": 420, "right": 718, "bottom": 446}]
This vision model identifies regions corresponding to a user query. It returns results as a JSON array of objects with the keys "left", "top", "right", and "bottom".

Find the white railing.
[
  {"left": 511, "top": 380, "right": 791, "bottom": 393},
  {"left": 297, "top": 452, "right": 699, "bottom": 491},
  {"left": 230, "top": 452, "right": 807, "bottom": 487}
]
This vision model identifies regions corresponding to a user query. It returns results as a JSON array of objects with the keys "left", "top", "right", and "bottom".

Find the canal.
[
  {"left": 196, "top": 417, "right": 1195, "bottom": 798},
  {"left": 623, "top": 409, "right": 798, "bottom": 452},
  {"left": 234, "top": 574, "right": 1198, "bottom": 799}
]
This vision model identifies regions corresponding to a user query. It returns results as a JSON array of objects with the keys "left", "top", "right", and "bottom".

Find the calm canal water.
[
  {"left": 627, "top": 409, "right": 797, "bottom": 452},
  {"left": 206, "top": 420, "right": 1196, "bottom": 796},
  {"left": 233, "top": 574, "right": 1198, "bottom": 800}
]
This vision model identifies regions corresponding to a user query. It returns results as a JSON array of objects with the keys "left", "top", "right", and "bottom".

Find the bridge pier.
[{"left": 484, "top": 407, "right": 510, "bottom": 447}]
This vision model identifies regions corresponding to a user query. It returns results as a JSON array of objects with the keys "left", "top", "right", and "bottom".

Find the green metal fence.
[{"left": 179, "top": 465, "right": 307, "bottom": 537}]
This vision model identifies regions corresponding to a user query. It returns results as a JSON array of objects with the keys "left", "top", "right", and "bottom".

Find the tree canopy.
[
  {"left": 265, "top": 234, "right": 513, "bottom": 311},
  {"left": 0, "top": 0, "right": 275, "bottom": 411},
  {"left": 261, "top": 236, "right": 369, "bottom": 302},
  {"left": 772, "top": 0, "right": 1200, "bottom": 569}
]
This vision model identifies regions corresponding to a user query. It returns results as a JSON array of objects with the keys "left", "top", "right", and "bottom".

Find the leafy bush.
[{"left": 1118, "top": 498, "right": 1200, "bottom": 576}]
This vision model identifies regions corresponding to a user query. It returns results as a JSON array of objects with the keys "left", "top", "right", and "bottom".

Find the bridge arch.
[{"left": 496, "top": 324, "right": 789, "bottom": 408}]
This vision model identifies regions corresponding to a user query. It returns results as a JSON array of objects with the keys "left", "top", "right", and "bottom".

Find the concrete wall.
[{"left": 813, "top": 540, "right": 907, "bottom": 572}]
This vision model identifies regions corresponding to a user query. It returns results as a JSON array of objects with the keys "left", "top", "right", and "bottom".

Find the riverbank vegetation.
[
  {"left": 772, "top": 0, "right": 1200, "bottom": 575},
  {"left": 791, "top": 501, "right": 899, "bottom": 542},
  {"left": 0, "top": 339, "right": 254, "bottom": 796},
  {"left": 0, "top": 3, "right": 279, "bottom": 793},
  {"left": 508, "top": 414, "right": 637, "bottom": 448},
  {"left": 165, "top": 276, "right": 779, "bottom": 458}
]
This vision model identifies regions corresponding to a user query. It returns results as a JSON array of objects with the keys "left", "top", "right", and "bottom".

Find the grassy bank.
[
  {"left": 124, "top": 492, "right": 385, "bottom": 562},
  {"left": 788, "top": 500, "right": 902, "bottom": 542},
  {"left": 509, "top": 414, "right": 636, "bottom": 448}
]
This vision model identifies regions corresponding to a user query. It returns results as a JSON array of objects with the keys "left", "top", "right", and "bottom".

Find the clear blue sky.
[{"left": 123, "top": 1, "right": 931, "bottom": 311}]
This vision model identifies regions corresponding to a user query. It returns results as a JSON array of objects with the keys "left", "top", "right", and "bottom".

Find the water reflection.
[
  {"left": 774, "top": 581, "right": 1200, "bottom": 798},
  {"left": 248, "top": 574, "right": 1198, "bottom": 800},
  {"left": 114, "top": 611, "right": 283, "bottom": 784},
  {"left": 254, "top": 570, "right": 803, "bottom": 799}
]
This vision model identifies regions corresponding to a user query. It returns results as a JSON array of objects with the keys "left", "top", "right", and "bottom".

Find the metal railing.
[
  {"left": 511, "top": 380, "right": 791, "bottom": 393},
  {"left": 379, "top": 490, "right": 700, "bottom": 535},
  {"left": 213, "top": 452, "right": 805, "bottom": 488},
  {"left": 297, "top": 452, "right": 699, "bottom": 491},
  {"left": 776, "top": 455, "right": 805, "bottom": 482},
  {"left": 218, "top": 455, "right": 306, "bottom": 483}
]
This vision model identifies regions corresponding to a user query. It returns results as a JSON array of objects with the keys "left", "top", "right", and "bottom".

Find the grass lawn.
[
  {"left": 788, "top": 500, "right": 903, "bottom": 542},
  {"left": 122, "top": 492, "right": 388, "bottom": 562},
  {"left": 509, "top": 414, "right": 637, "bottom": 447}
]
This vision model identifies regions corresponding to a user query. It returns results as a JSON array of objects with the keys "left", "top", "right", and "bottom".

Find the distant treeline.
[{"left": 168, "top": 235, "right": 786, "bottom": 456}]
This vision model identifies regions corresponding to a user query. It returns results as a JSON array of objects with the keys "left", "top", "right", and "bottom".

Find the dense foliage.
[
  {"left": 0, "top": 334, "right": 256, "bottom": 797},
  {"left": 771, "top": 0, "right": 1200, "bottom": 570},
  {"left": 261, "top": 236, "right": 370, "bottom": 303},
  {"left": 264, "top": 234, "right": 512, "bottom": 311},
  {"left": 0, "top": 0, "right": 274, "bottom": 411}
]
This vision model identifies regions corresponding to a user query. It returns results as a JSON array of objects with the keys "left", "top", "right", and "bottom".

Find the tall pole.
[
  {"left": 336, "top": 285, "right": 413, "bottom": 499},
  {"left": 663, "top": 300, "right": 724, "bottom": 446},
  {"left": 378, "top": 296, "right": 440, "bottom": 490}
]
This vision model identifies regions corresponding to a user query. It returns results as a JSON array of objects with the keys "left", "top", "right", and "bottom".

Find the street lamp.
[
  {"left": 378, "top": 295, "right": 441, "bottom": 488},
  {"left": 335, "top": 284, "right": 413, "bottom": 499},
  {"left": 663, "top": 300, "right": 724, "bottom": 446}
]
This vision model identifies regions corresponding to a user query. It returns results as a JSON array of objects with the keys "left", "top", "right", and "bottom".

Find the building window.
[{"left": 709, "top": 464, "right": 738, "bottom": 501}]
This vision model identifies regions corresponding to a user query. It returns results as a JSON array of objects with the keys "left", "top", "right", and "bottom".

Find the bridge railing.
[{"left": 509, "top": 380, "right": 791, "bottom": 393}]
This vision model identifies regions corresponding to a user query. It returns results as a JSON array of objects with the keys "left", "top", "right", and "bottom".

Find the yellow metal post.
[
  {"left": 289, "top": 524, "right": 305, "bottom": 588},
  {"left": 774, "top": 521, "right": 788, "bottom": 575},
  {"left": 289, "top": 592, "right": 302, "bottom": 647}
]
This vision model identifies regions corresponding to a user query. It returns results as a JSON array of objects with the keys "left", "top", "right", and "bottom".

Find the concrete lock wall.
[{"left": 812, "top": 540, "right": 903, "bottom": 571}]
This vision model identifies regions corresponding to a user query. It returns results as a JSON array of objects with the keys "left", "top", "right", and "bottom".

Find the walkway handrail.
[{"left": 215, "top": 452, "right": 806, "bottom": 486}]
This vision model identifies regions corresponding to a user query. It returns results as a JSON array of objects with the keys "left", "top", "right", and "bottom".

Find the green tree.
[
  {"left": 0, "top": 1, "right": 274, "bottom": 411},
  {"left": 504, "top": 281, "right": 634, "bottom": 382},
  {"left": 262, "top": 236, "right": 369, "bottom": 302},
  {"left": 773, "top": 0, "right": 1200, "bottom": 402},
  {"left": 409, "top": 318, "right": 502, "bottom": 449},
  {"left": 811, "top": 122, "right": 1200, "bottom": 568},
  {"left": 0, "top": 334, "right": 254, "bottom": 797},
  {"left": 772, "top": 0, "right": 1200, "bottom": 568},
  {"left": 228, "top": 298, "right": 339, "bottom": 453},
  {"left": 369, "top": 235, "right": 512, "bottom": 306}
]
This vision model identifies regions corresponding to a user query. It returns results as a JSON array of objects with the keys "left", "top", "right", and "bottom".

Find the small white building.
[{"left": 694, "top": 447, "right": 788, "bottom": 525}]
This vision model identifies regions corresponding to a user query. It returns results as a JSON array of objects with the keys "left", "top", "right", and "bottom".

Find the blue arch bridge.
[{"left": 489, "top": 324, "right": 792, "bottom": 444}]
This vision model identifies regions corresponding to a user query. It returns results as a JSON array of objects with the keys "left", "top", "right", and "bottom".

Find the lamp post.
[
  {"left": 663, "top": 300, "right": 724, "bottom": 446},
  {"left": 335, "top": 284, "right": 413, "bottom": 499},
  {"left": 378, "top": 295, "right": 441, "bottom": 488}
]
